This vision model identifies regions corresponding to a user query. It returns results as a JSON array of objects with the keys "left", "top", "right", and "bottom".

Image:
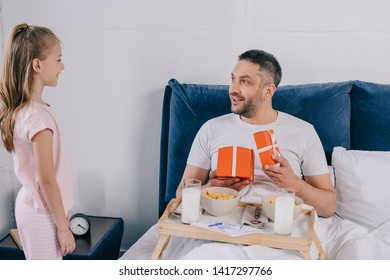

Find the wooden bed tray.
[{"left": 152, "top": 197, "right": 327, "bottom": 260}]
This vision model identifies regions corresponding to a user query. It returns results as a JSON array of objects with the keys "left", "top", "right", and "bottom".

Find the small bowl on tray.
[{"left": 200, "top": 187, "right": 239, "bottom": 216}]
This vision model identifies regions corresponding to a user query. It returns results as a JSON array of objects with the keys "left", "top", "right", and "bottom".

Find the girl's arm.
[{"left": 32, "top": 128, "right": 75, "bottom": 256}]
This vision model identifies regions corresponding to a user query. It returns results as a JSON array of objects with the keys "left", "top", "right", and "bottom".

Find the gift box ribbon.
[
  {"left": 231, "top": 146, "right": 238, "bottom": 177},
  {"left": 256, "top": 130, "right": 281, "bottom": 157},
  {"left": 253, "top": 129, "right": 281, "bottom": 167},
  {"left": 216, "top": 146, "right": 254, "bottom": 181}
]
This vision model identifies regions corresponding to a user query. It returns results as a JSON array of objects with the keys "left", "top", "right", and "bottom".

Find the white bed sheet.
[
  {"left": 323, "top": 216, "right": 390, "bottom": 260},
  {"left": 120, "top": 213, "right": 390, "bottom": 260}
]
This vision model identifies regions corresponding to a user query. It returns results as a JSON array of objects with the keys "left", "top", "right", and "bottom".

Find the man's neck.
[{"left": 239, "top": 109, "right": 278, "bottom": 125}]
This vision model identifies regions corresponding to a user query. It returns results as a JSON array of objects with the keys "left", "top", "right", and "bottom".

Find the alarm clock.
[{"left": 69, "top": 213, "right": 91, "bottom": 236}]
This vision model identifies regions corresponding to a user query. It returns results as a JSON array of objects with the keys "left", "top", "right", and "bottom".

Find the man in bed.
[
  {"left": 121, "top": 50, "right": 336, "bottom": 260},
  {"left": 176, "top": 49, "right": 336, "bottom": 218}
]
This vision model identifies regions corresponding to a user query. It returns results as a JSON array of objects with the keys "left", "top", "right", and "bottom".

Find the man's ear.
[
  {"left": 263, "top": 83, "right": 277, "bottom": 101},
  {"left": 32, "top": 58, "right": 41, "bottom": 72}
]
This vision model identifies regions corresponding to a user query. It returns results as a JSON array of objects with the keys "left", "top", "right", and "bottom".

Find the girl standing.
[{"left": 0, "top": 23, "right": 75, "bottom": 259}]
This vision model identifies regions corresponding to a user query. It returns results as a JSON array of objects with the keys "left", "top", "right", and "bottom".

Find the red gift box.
[
  {"left": 253, "top": 129, "right": 281, "bottom": 167},
  {"left": 216, "top": 146, "right": 254, "bottom": 181}
]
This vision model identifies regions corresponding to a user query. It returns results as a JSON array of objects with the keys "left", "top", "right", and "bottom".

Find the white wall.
[{"left": 1, "top": 0, "right": 390, "bottom": 251}]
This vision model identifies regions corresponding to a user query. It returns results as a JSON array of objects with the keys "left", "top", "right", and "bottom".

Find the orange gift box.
[
  {"left": 253, "top": 129, "right": 281, "bottom": 167},
  {"left": 216, "top": 146, "right": 254, "bottom": 181}
]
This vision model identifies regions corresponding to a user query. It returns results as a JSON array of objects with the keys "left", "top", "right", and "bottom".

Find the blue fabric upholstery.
[
  {"left": 272, "top": 82, "right": 352, "bottom": 163},
  {"left": 158, "top": 79, "right": 389, "bottom": 215},
  {"left": 159, "top": 79, "right": 230, "bottom": 214},
  {"left": 350, "top": 81, "right": 390, "bottom": 151}
]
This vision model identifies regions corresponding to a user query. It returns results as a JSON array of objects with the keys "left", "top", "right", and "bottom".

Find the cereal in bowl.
[{"left": 206, "top": 189, "right": 236, "bottom": 200}]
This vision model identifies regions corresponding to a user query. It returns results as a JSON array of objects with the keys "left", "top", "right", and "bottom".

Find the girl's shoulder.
[
  {"left": 18, "top": 101, "right": 51, "bottom": 118},
  {"left": 16, "top": 102, "right": 55, "bottom": 130}
]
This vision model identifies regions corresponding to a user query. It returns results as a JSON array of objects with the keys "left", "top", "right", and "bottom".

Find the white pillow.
[{"left": 332, "top": 147, "right": 390, "bottom": 230}]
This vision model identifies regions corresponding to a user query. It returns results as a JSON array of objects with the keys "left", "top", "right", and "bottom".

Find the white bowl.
[
  {"left": 200, "top": 187, "right": 239, "bottom": 216},
  {"left": 261, "top": 193, "right": 303, "bottom": 221}
]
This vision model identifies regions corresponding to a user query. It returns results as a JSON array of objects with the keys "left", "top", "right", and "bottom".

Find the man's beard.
[{"left": 231, "top": 100, "right": 257, "bottom": 118}]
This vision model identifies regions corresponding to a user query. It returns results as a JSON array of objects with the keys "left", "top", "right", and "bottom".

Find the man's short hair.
[{"left": 239, "top": 50, "right": 282, "bottom": 87}]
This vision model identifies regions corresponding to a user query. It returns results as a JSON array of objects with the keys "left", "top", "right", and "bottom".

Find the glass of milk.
[
  {"left": 274, "top": 189, "right": 295, "bottom": 235},
  {"left": 181, "top": 179, "right": 201, "bottom": 224}
]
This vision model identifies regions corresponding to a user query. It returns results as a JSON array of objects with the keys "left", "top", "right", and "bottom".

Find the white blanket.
[
  {"left": 323, "top": 216, "right": 390, "bottom": 260},
  {"left": 120, "top": 214, "right": 390, "bottom": 260}
]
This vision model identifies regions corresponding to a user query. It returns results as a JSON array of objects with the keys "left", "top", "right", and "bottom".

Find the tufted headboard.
[{"left": 158, "top": 78, "right": 390, "bottom": 215}]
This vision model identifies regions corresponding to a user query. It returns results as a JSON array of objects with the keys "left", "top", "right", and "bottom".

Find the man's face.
[{"left": 229, "top": 60, "right": 265, "bottom": 118}]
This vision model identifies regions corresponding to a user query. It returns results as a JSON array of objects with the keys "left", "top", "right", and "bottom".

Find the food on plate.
[
  {"left": 268, "top": 198, "right": 299, "bottom": 206},
  {"left": 206, "top": 190, "right": 236, "bottom": 200}
]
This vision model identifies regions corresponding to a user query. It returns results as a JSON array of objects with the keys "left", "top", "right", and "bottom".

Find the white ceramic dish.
[
  {"left": 261, "top": 193, "right": 303, "bottom": 221},
  {"left": 200, "top": 187, "right": 239, "bottom": 216}
]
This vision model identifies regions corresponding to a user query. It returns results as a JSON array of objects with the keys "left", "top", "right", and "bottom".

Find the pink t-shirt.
[{"left": 13, "top": 101, "right": 74, "bottom": 213}]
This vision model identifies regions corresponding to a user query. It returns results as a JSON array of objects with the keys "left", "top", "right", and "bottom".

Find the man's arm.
[
  {"left": 300, "top": 174, "right": 336, "bottom": 217},
  {"left": 264, "top": 154, "right": 336, "bottom": 217},
  {"left": 176, "top": 164, "right": 210, "bottom": 197}
]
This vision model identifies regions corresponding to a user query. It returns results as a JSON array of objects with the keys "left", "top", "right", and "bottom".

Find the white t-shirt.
[{"left": 187, "top": 112, "right": 329, "bottom": 201}]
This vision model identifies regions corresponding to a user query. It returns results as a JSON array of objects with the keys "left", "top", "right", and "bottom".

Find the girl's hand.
[
  {"left": 57, "top": 227, "right": 75, "bottom": 256},
  {"left": 208, "top": 170, "right": 250, "bottom": 191}
]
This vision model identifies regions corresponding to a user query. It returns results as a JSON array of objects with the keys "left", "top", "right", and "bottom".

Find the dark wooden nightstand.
[{"left": 0, "top": 216, "right": 124, "bottom": 260}]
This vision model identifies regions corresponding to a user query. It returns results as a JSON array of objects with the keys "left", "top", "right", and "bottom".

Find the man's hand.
[
  {"left": 263, "top": 154, "right": 301, "bottom": 191},
  {"left": 208, "top": 170, "right": 250, "bottom": 191}
]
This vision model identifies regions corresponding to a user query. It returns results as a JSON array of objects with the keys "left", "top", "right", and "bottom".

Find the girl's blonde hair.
[{"left": 0, "top": 23, "right": 60, "bottom": 152}]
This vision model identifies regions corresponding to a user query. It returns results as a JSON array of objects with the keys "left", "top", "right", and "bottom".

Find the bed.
[{"left": 121, "top": 79, "right": 390, "bottom": 260}]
